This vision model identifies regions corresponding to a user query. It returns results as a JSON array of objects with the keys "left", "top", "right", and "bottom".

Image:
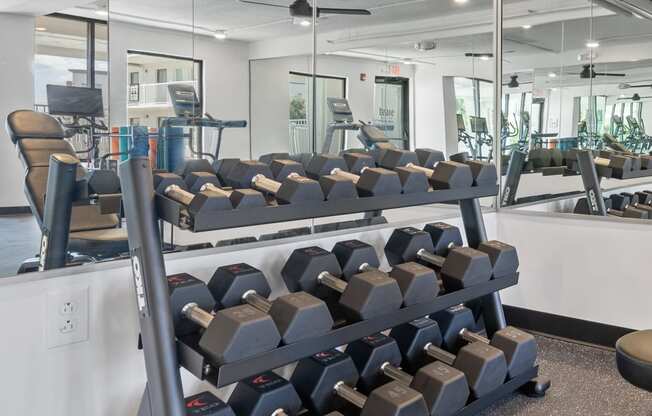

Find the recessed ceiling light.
[
  {"left": 521, "top": 24, "right": 532, "bottom": 29},
  {"left": 454, "top": 0, "right": 468, "bottom": 4},
  {"left": 35, "top": 27, "right": 47, "bottom": 32},
  {"left": 95, "top": 9, "right": 108, "bottom": 17},
  {"left": 214, "top": 30, "right": 227, "bottom": 40},
  {"left": 403, "top": 59, "right": 415, "bottom": 65},
  {"left": 548, "top": 72, "right": 557, "bottom": 78},
  {"left": 586, "top": 41, "right": 600, "bottom": 48}
]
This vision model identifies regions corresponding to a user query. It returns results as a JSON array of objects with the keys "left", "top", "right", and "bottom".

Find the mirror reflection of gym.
[{"left": 499, "top": 2, "right": 652, "bottom": 216}]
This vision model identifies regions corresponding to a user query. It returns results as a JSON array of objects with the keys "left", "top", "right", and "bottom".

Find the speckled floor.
[{"left": 482, "top": 335, "right": 652, "bottom": 416}]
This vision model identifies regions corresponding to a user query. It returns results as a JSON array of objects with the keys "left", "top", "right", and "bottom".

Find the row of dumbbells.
[
  {"left": 565, "top": 149, "right": 652, "bottom": 177},
  {"left": 575, "top": 190, "right": 652, "bottom": 219},
  {"left": 189, "top": 306, "right": 535, "bottom": 416},
  {"left": 169, "top": 223, "right": 519, "bottom": 366},
  {"left": 526, "top": 147, "right": 652, "bottom": 174},
  {"left": 153, "top": 149, "right": 497, "bottom": 214}
]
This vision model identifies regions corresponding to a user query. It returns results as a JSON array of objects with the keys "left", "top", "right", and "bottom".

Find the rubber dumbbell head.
[
  {"left": 346, "top": 333, "right": 469, "bottom": 416},
  {"left": 433, "top": 305, "right": 537, "bottom": 379},
  {"left": 281, "top": 246, "right": 403, "bottom": 321},
  {"left": 228, "top": 371, "right": 302, "bottom": 416},
  {"left": 291, "top": 349, "right": 429, "bottom": 416},
  {"left": 208, "top": 263, "right": 333, "bottom": 344},
  {"left": 390, "top": 317, "right": 507, "bottom": 398}
]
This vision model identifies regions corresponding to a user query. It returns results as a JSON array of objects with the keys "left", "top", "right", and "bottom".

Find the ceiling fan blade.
[
  {"left": 318, "top": 7, "right": 371, "bottom": 15},
  {"left": 238, "top": 0, "right": 290, "bottom": 8}
]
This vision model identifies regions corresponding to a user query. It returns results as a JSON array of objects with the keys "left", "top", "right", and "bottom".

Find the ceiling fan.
[
  {"left": 503, "top": 74, "right": 533, "bottom": 88},
  {"left": 238, "top": 0, "right": 372, "bottom": 17},
  {"left": 568, "top": 64, "right": 626, "bottom": 79},
  {"left": 619, "top": 82, "right": 652, "bottom": 89},
  {"left": 618, "top": 93, "right": 652, "bottom": 101}
]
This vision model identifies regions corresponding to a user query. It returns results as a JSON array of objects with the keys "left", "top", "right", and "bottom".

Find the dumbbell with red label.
[
  {"left": 207, "top": 263, "right": 333, "bottom": 344},
  {"left": 390, "top": 317, "right": 507, "bottom": 399},
  {"left": 167, "top": 272, "right": 280, "bottom": 364},
  {"left": 432, "top": 305, "right": 537, "bottom": 379}
]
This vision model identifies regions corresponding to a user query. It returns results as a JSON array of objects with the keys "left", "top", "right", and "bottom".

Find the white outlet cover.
[{"left": 47, "top": 286, "right": 89, "bottom": 349}]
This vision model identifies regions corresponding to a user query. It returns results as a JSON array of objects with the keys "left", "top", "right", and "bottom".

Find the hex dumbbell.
[
  {"left": 228, "top": 371, "right": 302, "bottom": 416},
  {"left": 167, "top": 272, "right": 280, "bottom": 364},
  {"left": 153, "top": 172, "right": 232, "bottom": 214},
  {"left": 433, "top": 305, "right": 537, "bottom": 379},
  {"left": 291, "top": 349, "right": 429, "bottom": 416},
  {"left": 385, "top": 227, "right": 493, "bottom": 290},
  {"left": 332, "top": 239, "right": 440, "bottom": 305},
  {"left": 346, "top": 333, "right": 469, "bottom": 416},
  {"left": 281, "top": 246, "right": 403, "bottom": 321},
  {"left": 207, "top": 263, "right": 333, "bottom": 344},
  {"left": 390, "top": 317, "right": 507, "bottom": 398}
]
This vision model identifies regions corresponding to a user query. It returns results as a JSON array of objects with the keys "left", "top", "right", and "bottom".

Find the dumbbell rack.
[{"left": 119, "top": 157, "right": 544, "bottom": 416}]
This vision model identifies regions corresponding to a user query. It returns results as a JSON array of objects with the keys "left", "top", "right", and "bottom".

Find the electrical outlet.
[{"left": 47, "top": 286, "right": 89, "bottom": 349}]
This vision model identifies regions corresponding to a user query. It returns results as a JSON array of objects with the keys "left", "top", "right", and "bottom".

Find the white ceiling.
[{"left": 78, "top": 0, "right": 497, "bottom": 41}]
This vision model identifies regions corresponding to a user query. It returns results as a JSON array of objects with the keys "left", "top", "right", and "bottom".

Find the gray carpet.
[
  {"left": 483, "top": 335, "right": 652, "bottom": 416},
  {"left": 0, "top": 214, "right": 39, "bottom": 277}
]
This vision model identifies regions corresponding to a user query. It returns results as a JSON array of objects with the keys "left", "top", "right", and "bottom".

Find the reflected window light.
[
  {"left": 214, "top": 30, "right": 227, "bottom": 40},
  {"left": 548, "top": 72, "right": 557, "bottom": 78},
  {"left": 293, "top": 17, "right": 312, "bottom": 26},
  {"left": 586, "top": 41, "right": 600, "bottom": 48},
  {"left": 521, "top": 25, "right": 532, "bottom": 29}
]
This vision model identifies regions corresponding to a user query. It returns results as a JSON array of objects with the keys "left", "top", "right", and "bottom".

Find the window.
[
  {"left": 34, "top": 14, "right": 108, "bottom": 152},
  {"left": 288, "top": 72, "right": 346, "bottom": 153},
  {"left": 127, "top": 52, "right": 202, "bottom": 130},
  {"left": 130, "top": 72, "right": 140, "bottom": 85},
  {"left": 157, "top": 69, "right": 168, "bottom": 83}
]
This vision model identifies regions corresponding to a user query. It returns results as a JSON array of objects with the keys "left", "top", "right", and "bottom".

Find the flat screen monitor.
[
  {"left": 46, "top": 85, "right": 104, "bottom": 117},
  {"left": 168, "top": 84, "right": 201, "bottom": 117}
]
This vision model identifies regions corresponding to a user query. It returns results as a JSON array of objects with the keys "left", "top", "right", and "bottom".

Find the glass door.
[{"left": 374, "top": 77, "right": 409, "bottom": 149}]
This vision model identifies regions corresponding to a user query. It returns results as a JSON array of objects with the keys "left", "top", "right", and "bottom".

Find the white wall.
[
  {"left": 0, "top": 13, "right": 35, "bottom": 208},
  {"left": 497, "top": 210, "right": 652, "bottom": 330},
  {"left": 250, "top": 55, "right": 415, "bottom": 158},
  {"left": 109, "top": 21, "right": 251, "bottom": 159}
]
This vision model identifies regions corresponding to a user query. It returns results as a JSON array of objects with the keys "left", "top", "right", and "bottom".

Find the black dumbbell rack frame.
[
  {"left": 155, "top": 182, "right": 499, "bottom": 232},
  {"left": 119, "top": 157, "right": 541, "bottom": 416}
]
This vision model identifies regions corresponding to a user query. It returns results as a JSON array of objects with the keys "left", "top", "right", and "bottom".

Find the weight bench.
[
  {"left": 6, "top": 110, "right": 129, "bottom": 271},
  {"left": 616, "top": 330, "right": 652, "bottom": 392}
]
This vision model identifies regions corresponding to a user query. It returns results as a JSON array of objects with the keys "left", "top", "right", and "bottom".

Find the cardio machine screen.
[
  {"left": 168, "top": 84, "right": 201, "bottom": 117},
  {"left": 46, "top": 85, "right": 104, "bottom": 117}
]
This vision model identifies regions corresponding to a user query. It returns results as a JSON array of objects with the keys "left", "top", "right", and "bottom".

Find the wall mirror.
[{"left": 499, "top": 0, "right": 652, "bottom": 219}]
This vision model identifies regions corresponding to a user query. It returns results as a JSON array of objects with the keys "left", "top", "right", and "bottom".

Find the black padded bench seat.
[
  {"left": 616, "top": 330, "right": 652, "bottom": 392},
  {"left": 6, "top": 110, "right": 128, "bottom": 261}
]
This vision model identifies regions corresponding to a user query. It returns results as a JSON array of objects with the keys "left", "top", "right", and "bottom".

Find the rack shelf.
[
  {"left": 155, "top": 185, "right": 499, "bottom": 232},
  {"left": 455, "top": 366, "right": 539, "bottom": 416},
  {"left": 177, "top": 273, "right": 519, "bottom": 387}
]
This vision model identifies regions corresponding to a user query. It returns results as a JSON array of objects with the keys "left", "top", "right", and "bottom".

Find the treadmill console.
[{"left": 328, "top": 98, "right": 354, "bottom": 123}]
